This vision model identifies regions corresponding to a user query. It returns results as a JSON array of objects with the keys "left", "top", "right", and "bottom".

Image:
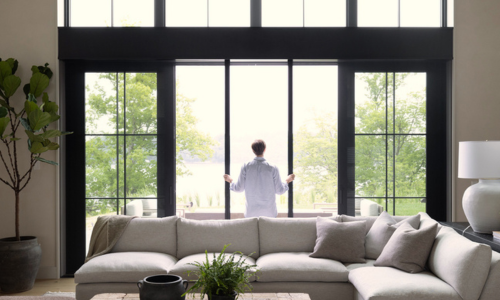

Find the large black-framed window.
[
  {"left": 337, "top": 61, "right": 448, "bottom": 218},
  {"left": 62, "top": 61, "right": 176, "bottom": 276}
]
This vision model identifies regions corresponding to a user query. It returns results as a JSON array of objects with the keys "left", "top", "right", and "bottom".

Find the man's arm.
[
  {"left": 273, "top": 167, "right": 293, "bottom": 195},
  {"left": 225, "top": 165, "right": 246, "bottom": 192}
]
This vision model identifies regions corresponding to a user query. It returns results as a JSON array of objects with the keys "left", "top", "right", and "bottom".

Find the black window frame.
[{"left": 337, "top": 61, "right": 449, "bottom": 219}]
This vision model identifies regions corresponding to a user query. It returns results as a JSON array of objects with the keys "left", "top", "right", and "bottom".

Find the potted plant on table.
[
  {"left": 0, "top": 58, "right": 71, "bottom": 293},
  {"left": 184, "top": 244, "right": 258, "bottom": 300}
]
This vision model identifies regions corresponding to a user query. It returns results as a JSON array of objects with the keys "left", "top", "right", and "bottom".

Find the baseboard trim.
[{"left": 37, "top": 266, "right": 58, "bottom": 279}]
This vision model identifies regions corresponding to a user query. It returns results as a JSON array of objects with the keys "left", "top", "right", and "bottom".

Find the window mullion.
[
  {"left": 288, "top": 60, "right": 294, "bottom": 217},
  {"left": 347, "top": 0, "right": 357, "bottom": 27},
  {"left": 155, "top": 0, "right": 166, "bottom": 27},
  {"left": 225, "top": 60, "right": 231, "bottom": 219},
  {"left": 251, "top": 0, "right": 262, "bottom": 27}
]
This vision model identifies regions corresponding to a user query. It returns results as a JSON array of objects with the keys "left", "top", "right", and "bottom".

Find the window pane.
[
  {"left": 355, "top": 73, "right": 391, "bottom": 134},
  {"left": 355, "top": 135, "right": 386, "bottom": 197},
  {"left": 176, "top": 66, "right": 225, "bottom": 220},
  {"left": 387, "top": 198, "right": 425, "bottom": 216},
  {"left": 305, "top": 0, "right": 346, "bottom": 27},
  {"left": 114, "top": 0, "right": 154, "bottom": 27},
  {"left": 394, "top": 73, "right": 426, "bottom": 134},
  {"left": 231, "top": 65, "right": 288, "bottom": 218},
  {"left": 448, "top": 0, "right": 454, "bottom": 27},
  {"left": 400, "top": 0, "right": 440, "bottom": 27},
  {"left": 166, "top": 0, "right": 208, "bottom": 27},
  {"left": 263, "top": 0, "right": 303, "bottom": 27},
  {"left": 85, "top": 73, "right": 119, "bottom": 134},
  {"left": 86, "top": 136, "right": 119, "bottom": 198},
  {"left": 395, "top": 136, "right": 426, "bottom": 197},
  {"left": 358, "top": 0, "right": 398, "bottom": 27},
  {"left": 209, "top": 0, "right": 250, "bottom": 27},
  {"left": 125, "top": 136, "right": 157, "bottom": 197},
  {"left": 294, "top": 66, "right": 338, "bottom": 217},
  {"left": 58, "top": 0, "right": 64, "bottom": 27},
  {"left": 71, "top": 0, "right": 111, "bottom": 27},
  {"left": 125, "top": 73, "right": 157, "bottom": 134}
]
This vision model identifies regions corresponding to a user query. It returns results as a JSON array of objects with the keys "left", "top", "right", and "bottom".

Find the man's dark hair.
[{"left": 252, "top": 139, "right": 266, "bottom": 156}]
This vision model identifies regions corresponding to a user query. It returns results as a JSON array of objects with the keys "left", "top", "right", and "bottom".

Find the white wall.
[
  {"left": 453, "top": 0, "right": 500, "bottom": 221},
  {"left": 0, "top": 0, "right": 59, "bottom": 279}
]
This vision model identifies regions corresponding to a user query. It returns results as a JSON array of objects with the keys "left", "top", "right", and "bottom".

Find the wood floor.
[{"left": 0, "top": 278, "right": 76, "bottom": 296}]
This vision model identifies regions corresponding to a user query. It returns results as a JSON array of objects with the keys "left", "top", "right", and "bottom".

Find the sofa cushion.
[
  {"left": 342, "top": 215, "right": 408, "bottom": 235},
  {"left": 168, "top": 253, "right": 256, "bottom": 282},
  {"left": 374, "top": 222, "right": 438, "bottom": 273},
  {"left": 429, "top": 225, "right": 492, "bottom": 300},
  {"left": 345, "top": 259, "right": 376, "bottom": 271},
  {"left": 176, "top": 218, "right": 259, "bottom": 259},
  {"left": 75, "top": 252, "right": 177, "bottom": 283},
  {"left": 349, "top": 267, "right": 461, "bottom": 300},
  {"left": 112, "top": 216, "right": 177, "bottom": 256},
  {"left": 310, "top": 218, "right": 366, "bottom": 263},
  {"left": 365, "top": 212, "right": 421, "bottom": 259},
  {"left": 256, "top": 252, "right": 348, "bottom": 282},
  {"left": 258, "top": 216, "right": 340, "bottom": 256}
]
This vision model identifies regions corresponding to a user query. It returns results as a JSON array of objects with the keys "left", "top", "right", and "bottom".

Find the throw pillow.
[
  {"left": 374, "top": 222, "right": 438, "bottom": 273},
  {"left": 310, "top": 217, "right": 366, "bottom": 263},
  {"left": 365, "top": 212, "right": 421, "bottom": 259}
]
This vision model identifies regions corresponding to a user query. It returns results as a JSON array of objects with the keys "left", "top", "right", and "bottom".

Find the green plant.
[
  {"left": 184, "top": 244, "right": 258, "bottom": 299},
  {"left": 207, "top": 195, "right": 213, "bottom": 207},
  {"left": 0, "top": 58, "right": 72, "bottom": 241}
]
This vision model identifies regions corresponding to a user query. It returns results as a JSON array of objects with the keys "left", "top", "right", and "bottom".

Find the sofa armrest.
[{"left": 479, "top": 251, "right": 500, "bottom": 300}]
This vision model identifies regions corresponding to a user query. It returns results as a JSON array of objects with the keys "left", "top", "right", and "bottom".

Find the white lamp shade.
[{"left": 459, "top": 141, "right": 500, "bottom": 179}]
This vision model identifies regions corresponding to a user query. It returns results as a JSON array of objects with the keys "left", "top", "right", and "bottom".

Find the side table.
[
  {"left": 439, "top": 222, "right": 500, "bottom": 252},
  {"left": 91, "top": 293, "right": 311, "bottom": 300}
]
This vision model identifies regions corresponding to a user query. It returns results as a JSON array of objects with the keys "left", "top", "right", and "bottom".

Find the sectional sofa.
[{"left": 74, "top": 213, "right": 500, "bottom": 300}]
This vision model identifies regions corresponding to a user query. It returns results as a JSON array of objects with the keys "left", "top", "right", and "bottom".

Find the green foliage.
[{"left": 184, "top": 245, "right": 258, "bottom": 299}]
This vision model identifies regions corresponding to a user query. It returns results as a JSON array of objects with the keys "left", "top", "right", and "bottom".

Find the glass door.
[{"left": 84, "top": 72, "right": 159, "bottom": 251}]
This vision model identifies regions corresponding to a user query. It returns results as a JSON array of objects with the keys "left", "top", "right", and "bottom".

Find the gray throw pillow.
[
  {"left": 365, "top": 212, "right": 421, "bottom": 259},
  {"left": 374, "top": 222, "right": 438, "bottom": 273},
  {"left": 310, "top": 217, "right": 366, "bottom": 263}
]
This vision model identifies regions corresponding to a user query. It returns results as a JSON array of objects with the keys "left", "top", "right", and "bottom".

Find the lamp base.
[{"left": 463, "top": 179, "right": 500, "bottom": 234}]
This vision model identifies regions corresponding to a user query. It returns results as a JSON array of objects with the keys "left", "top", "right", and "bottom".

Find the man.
[{"left": 223, "top": 139, "right": 295, "bottom": 218}]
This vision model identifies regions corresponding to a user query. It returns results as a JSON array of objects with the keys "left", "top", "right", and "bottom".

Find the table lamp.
[{"left": 458, "top": 141, "right": 500, "bottom": 234}]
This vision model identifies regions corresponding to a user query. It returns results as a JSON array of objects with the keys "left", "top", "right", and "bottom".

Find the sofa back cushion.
[
  {"left": 112, "top": 216, "right": 177, "bottom": 256},
  {"left": 342, "top": 215, "right": 408, "bottom": 234},
  {"left": 176, "top": 217, "right": 259, "bottom": 259},
  {"left": 428, "top": 225, "right": 492, "bottom": 300},
  {"left": 259, "top": 216, "right": 341, "bottom": 255}
]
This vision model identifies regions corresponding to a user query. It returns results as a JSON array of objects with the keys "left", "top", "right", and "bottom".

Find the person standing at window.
[{"left": 223, "top": 139, "right": 295, "bottom": 218}]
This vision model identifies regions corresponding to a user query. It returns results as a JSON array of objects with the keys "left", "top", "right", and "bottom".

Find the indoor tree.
[{"left": 0, "top": 58, "right": 70, "bottom": 241}]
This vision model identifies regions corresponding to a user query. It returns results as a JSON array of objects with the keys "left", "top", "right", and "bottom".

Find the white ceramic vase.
[{"left": 463, "top": 179, "right": 500, "bottom": 234}]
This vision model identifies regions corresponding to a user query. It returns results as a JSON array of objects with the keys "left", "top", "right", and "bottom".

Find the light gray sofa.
[{"left": 74, "top": 213, "right": 500, "bottom": 300}]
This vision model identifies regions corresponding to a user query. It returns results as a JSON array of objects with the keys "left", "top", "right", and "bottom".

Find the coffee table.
[{"left": 91, "top": 293, "right": 311, "bottom": 300}]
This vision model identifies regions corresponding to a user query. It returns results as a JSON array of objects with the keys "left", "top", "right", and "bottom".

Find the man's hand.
[
  {"left": 223, "top": 174, "right": 233, "bottom": 183},
  {"left": 286, "top": 174, "right": 295, "bottom": 184}
]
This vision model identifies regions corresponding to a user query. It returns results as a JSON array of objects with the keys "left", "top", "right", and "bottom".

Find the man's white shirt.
[{"left": 230, "top": 157, "right": 289, "bottom": 218}]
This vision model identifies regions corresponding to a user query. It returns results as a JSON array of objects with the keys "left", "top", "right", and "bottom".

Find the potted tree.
[
  {"left": 184, "top": 245, "right": 258, "bottom": 300},
  {"left": 0, "top": 58, "right": 70, "bottom": 293}
]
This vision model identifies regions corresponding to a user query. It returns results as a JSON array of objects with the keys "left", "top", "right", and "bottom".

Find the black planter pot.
[
  {"left": 0, "top": 236, "right": 42, "bottom": 293},
  {"left": 210, "top": 291, "right": 238, "bottom": 300}
]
